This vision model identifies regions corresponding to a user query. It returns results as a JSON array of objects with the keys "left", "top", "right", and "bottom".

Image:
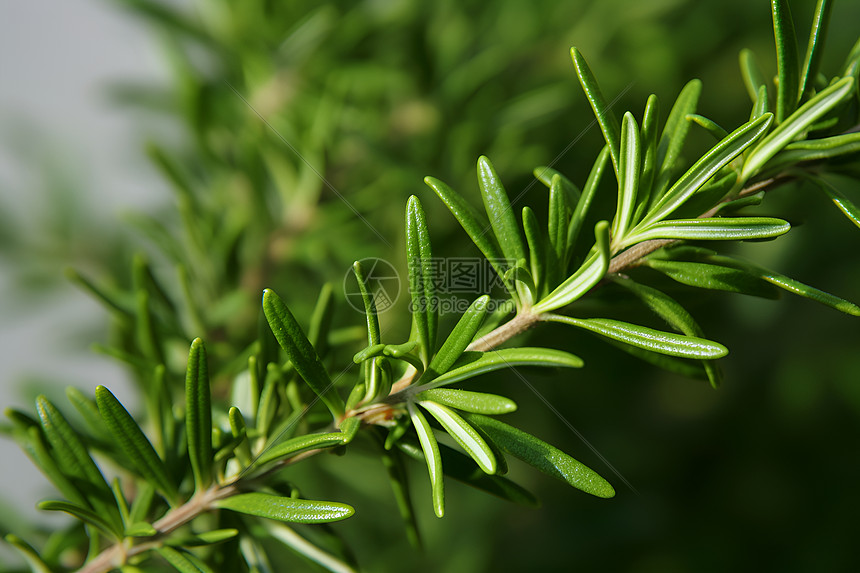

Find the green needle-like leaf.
[
  {"left": 612, "top": 277, "right": 722, "bottom": 387},
  {"left": 157, "top": 546, "right": 209, "bottom": 573},
  {"left": 408, "top": 402, "right": 444, "bottom": 518},
  {"left": 416, "top": 388, "right": 517, "bottom": 415},
  {"left": 419, "top": 401, "right": 496, "bottom": 474},
  {"left": 687, "top": 114, "right": 729, "bottom": 141},
  {"left": 265, "top": 522, "right": 359, "bottom": 573},
  {"left": 523, "top": 207, "right": 548, "bottom": 293},
  {"left": 571, "top": 47, "right": 621, "bottom": 175},
  {"left": 95, "top": 386, "right": 179, "bottom": 503},
  {"left": 352, "top": 261, "right": 381, "bottom": 346},
  {"left": 255, "top": 432, "right": 348, "bottom": 467},
  {"left": 406, "top": 195, "right": 438, "bottom": 362},
  {"left": 653, "top": 79, "right": 702, "bottom": 200},
  {"left": 819, "top": 182, "right": 860, "bottom": 229},
  {"left": 477, "top": 156, "right": 527, "bottom": 263},
  {"left": 38, "top": 500, "right": 120, "bottom": 539},
  {"left": 5, "top": 534, "right": 52, "bottom": 573},
  {"left": 799, "top": 0, "right": 833, "bottom": 102},
  {"left": 424, "top": 176, "right": 507, "bottom": 283},
  {"left": 613, "top": 112, "right": 641, "bottom": 240},
  {"left": 768, "top": 133, "right": 860, "bottom": 170},
  {"left": 742, "top": 77, "right": 854, "bottom": 181},
  {"left": 740, "top": 49, "right": 769, "bottom": 103},
  {"left": 416, "top": 347, "right": 584, "bottom": 391},
  {"left": 216, "top": 492, "right": 355, "bottom": 523},
  {"left": 567, "top": 147, "right": 610, "bottom": 258},
  {"left": 772, "top": 0, "right": 800, "bottom": 123},
  {"left": 534, "top": 166, "right": 581, "bottom": 202},
  {"left": 427, "top": 295, "right": 490, "bottom": 378},
  {"left": 545, "top": 315, "right": 727, "bottom": 359},
  {"left": 263, "top": 289, "right": 345, "bottom": 418},
  {"left": 533, "top": 220, "right": 610, "bottom": 313},
  {"left": 642, "top": 259, "right": 780, "bottom": 299},
  {"left": 548, "top": 175, "right": 570, "bottom": 267},
  {"left": 637, "top": 94, "right": 660, "bottom": 220},
  {"left": 465, "top": 414, "right": 614, "bottom": 498},
  {"left": 622, "top": 216, "right": 790, "bottom": 247},
  {"left": 185, "top": 338, "right": 213, "bottom": 491},
  {"left": 640, "top": 113, "right": 773, "bottom": 227},
  {"left": 707, "top": 255, "right": 860, "bottom": 316},
  {"left": 398, "top": 440, "right": 538, "bottom": 506}
]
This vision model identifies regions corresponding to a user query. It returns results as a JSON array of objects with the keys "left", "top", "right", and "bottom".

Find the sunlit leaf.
[
  {"left": 567, "top": 147, "right": 610, "bottom": 257},
  {"left": 643, "top": 258, "right": 780, "bottom": 299},
  {"left": 416, "top": 388, "right": 517, "bottom": 415},
  {"left": 544, "top": 315, "right": 727, "bottom": 359},
  {"left": 613, "top": 112, "right": 641, "bottom": 240},
  {"left": 799, "top": 0, "right": 833, "bottom": 102},
  {"left": 415, "top": 347, "right": 584, "bottom": 391},
  {"left": 407, "top": 402, "right": 444, "bottom": 517},
  {"left": 256, "top": 432, "right": 347, "bottom": 467},
  {"left": 772, "top": 0, "right": 800, "bottom": 123},
  {"left": 571, "top": 47, "right": 621, "bottom": 174},
  {"left": 477, "top": 156, "right": 527, "bottom": 264},
  {"left": 216, "top": 492, "right": 354, "bottom": 523},
  {"left": 653, "top": 79, "right": 702, "bottom": 200},
  {"left": 419, "top": 401, "right": 496, "bottom": 474},
  {"left": 622, "top": 216, "right": 790, "bottom": 247},
  {"left": 406, "top": 195, "right": 438, "bottom": 362}
]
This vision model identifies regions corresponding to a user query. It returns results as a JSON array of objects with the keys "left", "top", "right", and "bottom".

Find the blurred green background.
[{"left": 2, "top": 0, "right": 859, "bottom": 571}]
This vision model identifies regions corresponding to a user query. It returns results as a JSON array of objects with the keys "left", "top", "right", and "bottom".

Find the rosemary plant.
[{"left": 3, "top": 1, "right": 859, "bottom": 571}]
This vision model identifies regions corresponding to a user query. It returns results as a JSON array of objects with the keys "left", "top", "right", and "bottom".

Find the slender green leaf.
[
  {"left": 427, "top": 295, "right": 490, "bottom": 378},
  {"left": 637, "top": 94, "right": 660, "bottom": 220},
  {"left": 819, "top": 181, "right": 860, "bottom": 229},
  {"left": 799, "top": 0, "right": 833, "bottom": 102},
  {"left": 687, "top": 114, "right": 729, "bottom": 141},
  {"left": 533, "top": 220, "right": 610, "bottom": 313},
  {"left": 38, "top": 500, "right": 119, "bottom": 539},
  {"left": 739, "top": 49, "right": 769, "bottom": 103},
  {"left": 640, "top": 113, "right": 773, "bottom": 227},
  {"left": 352, "top": 261, "right": 381, "bottom": 345},
  {"left": 398, "top": 439, "right": 538, "bottom": 507},
  {"left": 743, "top": 77, "right": 854, "bottom": 181},
  {"left": 166, "top": 529, "right": 240, "bottom": 547},
  {"left": 424, "top": 176, "right": 507, "bottom": 283},
  {"left": 265, "top": 522, "right": 358, "bottom": 573},
  {"left": 708, "top": 255, "right": 860, "bottom": 316},
  {"left": 416, "top": 347, "right": 584, "bottom": 391},
  {"left": 216, "top": 492, "right": 354, "bottom": 523},
  {"left": 612, "top": 277, "right": 722, "bottom": 387},
  {"left": 623, "top": 216, "right": 790, "bottom": 247},
  {"left": 185, "top": 338, "right": 213, "bottom": 490},
  {"left": 751, "top": 85, "right": 771, "bottom": 121},
  {"left": 307, "top": 283, "right": 335, "bottom": 352},
  {"left": 406, "top": 195, "right": 438, "bottom": 361},
  {"left": 256, "top": 432, "right": 347, "bottom": 466},
  {"left": 643, "top": 259, "right": 780, "bottom": 299},
  {"left": 408, "top": 402, "right": 444, "bottom": 518},
  {"left": 614, "top": 112, "right": 641, "bottom": 240},
  {"left": 567, "top": 147, "right": 610, "bottom": 258},
  {"left": 523, "top": 207, "right": 548, "bottom": 293},
  {"left": 769, "top": 132, "right": 860, "bottom": 170},
  {"left": 416, "top": 388, "right": 517, "bottom": 415},
  {"left": 477, "top": 156, "right": 527, "bottom": 263},
  {"left": 545, "top": 315, "right": 727, "bottom": 359},
  {"left": 533, "top": 166, "right": 581, "bottom": 202},
  {"left": 772, "top": 0, "right": 801, "bottom": 122},
  {"left": 124, "top": 522, "right": 157, "bottom": 537},
  {"left": 5, "top": 534, "right": 52, "bottom": 573},
  {"left": 95, "top": 386, "right": 179, "bottom": 503},
  {"left": 379, "top": 445, "right": 422, "bottom": 549},
  {"left": 571, "top": 47, "right": 621, "bottom": 174},
  {"left": 35, "top": 396, "right": 120, "bottom": 528},
  {"left": 128, "top": 482, "right": 155, "bottom": 525},
  {"left": 419, "top": 401, "right": 496, "bottom": 474},
  {"left": 24, "top": 426, "right": 88, "bottom": 508},
  {"left": 465, "top": 413, "right": 614, "bottom": 498},
  {"left": 263, "top": 289, "right": 344, "bottom": 418},
  {"left": 548, "top": 175, "right": 570, "bottom": 265},
  {"left": 157, "top": 546, "right": 207, "bottom": 573},
  {"left": 654, "top": 79, "right": 702, "bottom": 199}
]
